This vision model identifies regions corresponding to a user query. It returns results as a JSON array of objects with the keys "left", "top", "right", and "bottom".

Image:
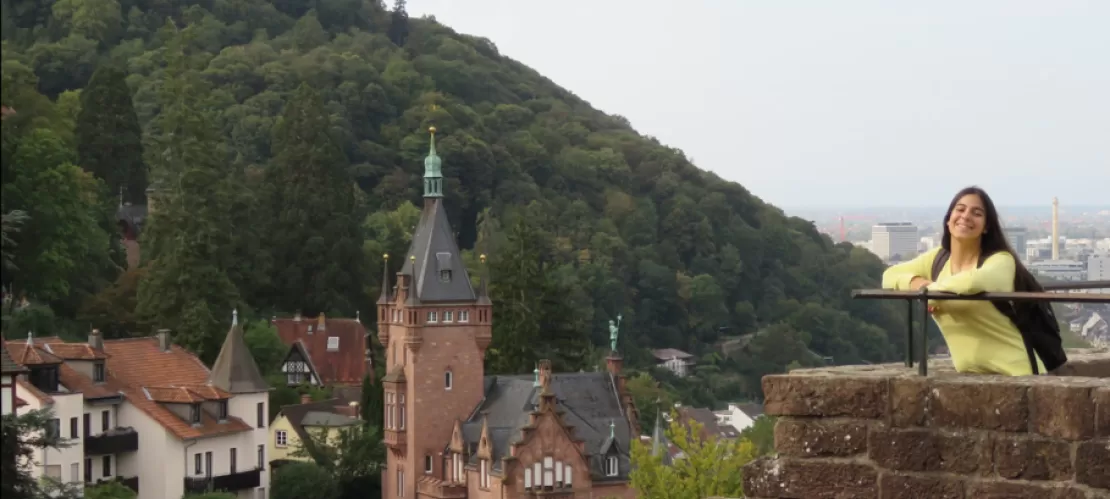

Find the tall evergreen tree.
[
  {"left": 264, "top": 83, "right": 365, "bottom": 316},
  {"left": 76, "top": 63, "right": 146, "bottom": 204},
  {"left": 135, "top": 24, "right": 241, "bottom": 363},
  {"left": 388, "top": 0, "right": 409, "bottom": 46}
]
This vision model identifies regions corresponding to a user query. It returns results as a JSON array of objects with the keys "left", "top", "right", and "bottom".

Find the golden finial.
[
  {"left": 429, "top": 126, "right": 437, "bottom": 134},
  {"left": 383, "top": 253, "right": 389, "bottom": 260},
  {"left": 479, "top": 254, "right": 487, "bottom": 263},
  {"left": 410, "top": 255, "right": 416, "bottom": 263}
]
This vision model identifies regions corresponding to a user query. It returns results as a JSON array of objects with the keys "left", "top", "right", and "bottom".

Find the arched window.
[{"left": 445, "top": 371, "right": 453, "bottom": 390}]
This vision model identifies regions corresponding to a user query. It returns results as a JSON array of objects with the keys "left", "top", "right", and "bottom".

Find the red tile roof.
[
  {"left": 7, "top": 340, "right": 63, "bottom": 366},
  {"left": 273, "top": 316, "right": 369, "bottom": 385},
  {"left": 42, "top": 342, "right": 107, "bottom": 360},
  {"left": 100, "top": 337, "right": 252, "bottom": 440}
]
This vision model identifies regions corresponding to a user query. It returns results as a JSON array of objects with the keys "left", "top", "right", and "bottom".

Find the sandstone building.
[{"left": 377, "top": 128, "right": 639, "bottom": 499}]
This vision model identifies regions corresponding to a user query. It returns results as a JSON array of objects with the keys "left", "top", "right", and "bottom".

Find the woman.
[{"left": 881, "top": 186, "right": 1045, "bottom": 375}]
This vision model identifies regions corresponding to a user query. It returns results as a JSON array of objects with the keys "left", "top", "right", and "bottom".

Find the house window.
[
  {"left": 543, "top": 456, "right": 554, "bottom": 487},
  {"left": 399, "top": 394, "right": 406, "bottom": 429},
  {"left": 424, "top": 455, "right": 432, "bottom": 474},
  {"left": 70, "top": 463, "right": 78, "bottom": 484},
  {"left": 102, "top": 455, "right": 111, "bottom": 477},
  {"left": 444, "top": 371, "right": 453, "bottom": 390},
  {"left": 458, "top": 310, "right": 469, "bottom": 323},
  {"left": 327, "top": 336, "right": 340, "bottom": 351},
  {"left": 257, "top": 402, "right": 264, "bottom": 428},
  {"left": 69, "top": 418, "right": 77, "bottom": 439},
  {"left": 46, "top": 418, "right": 60, "bottom": 439},
  {"left": 397, "top": 469, "right": 404, "bottom": 497},
  {"left": 194, "top": 453, "right": 202, "bottom": 474},
  {"left": 93, "top": 362, "right": 105, "bottom": 383},
  {"left": 84, "top": 458, "right": 92, "bottom": 482},
  {"left": 258, "top": 445, "right": 265, "bottom": 469},
  {"left": 102, "top": 410, "right": 109, "bottom": 431},
  {"left": 443, "top": 310, "right": 453, "bottom": 322},
  {"left": 83, "top": 414, "right": 90, "bottom": 437},
  {"left": 565, "top": 464, "right": 573, "bottom": 486},
  {"left": 275, "top": 430, "right": 288, "bottom": 447},
  {"left": 525, "top": 468, "right": 532, "bottom": 489},
  {"left": 452, "top": 452, "right": 464, "bottom": 483},
  {"left": 439, "top": 269, "right": 452, "bottom": 283},
  {"left": 230, "top": 448, "right": 237, "bottom": 473},
  {"left": 427, "top": 311, "right": 438, "bottom": 323},
  {"left": 288, "top": 372, "right": 304, "bottom": 385},
  {"left": 218, "top": 401, "right": 229, "bottom": 421},
  {"left": 189, "top": 404, "right": 201, "bottom": 424},
  {"left": 605, "top": 456, "right": 618, "bottom": 477}
]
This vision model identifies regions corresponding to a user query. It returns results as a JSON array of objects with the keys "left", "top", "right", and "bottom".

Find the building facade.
[
  {"left": 1003, "top": 226, "right": 1028, "bottom": 258},
  {"left": 377, "top": 128, "right": 638, "bottom": 499},
  {"left": 1, "top": 338, "right": 27, "bottom": 415},
  {"left": 10, "top": 315, "right": 270, "bottom": 498},
  {"left": 871, "top": 223, "right": 918, "bottom": 262},
  {"left": 274, "top": 313, "right": 372, "bottom": 395}
]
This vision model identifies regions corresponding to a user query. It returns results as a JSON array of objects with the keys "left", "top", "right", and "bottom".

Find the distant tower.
[{"left": 1051, "top": 197, "right": 1059, "bottom": 260}]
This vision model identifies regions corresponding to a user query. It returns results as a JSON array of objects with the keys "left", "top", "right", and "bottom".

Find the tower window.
[
  {"left": 427, "top": 311, "right": 438, "bottom": 323},
  {"left": 439, "top": 270, "right": 452, "bottom": 282},
  {"left": 445, "top": 371, "right": 453, "bottom": 390},
  {"left": 425, "top": 455, "right": 433, "bottom": 474},
  {"left": 443, "top": 310, "right": 453, "bottom": 322},
  {"left": 459, "top": 310, "right": 470, "bottom": 323}
]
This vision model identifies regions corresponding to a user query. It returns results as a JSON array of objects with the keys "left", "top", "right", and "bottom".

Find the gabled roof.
[
  {"left": 101, "top": 336, "right": 253, "bottom": 440},
  {"left": 8, "top": 338, "right": 119, "bottom": 401},
  {"left": 0, "top": 338, "right": 27, "bottom": 374},
  {"left": 651, "top": 348, "right": 694, "bottom": 361},
  {"left": 455, "top": 372, "right": 634, "bottom": 481},
  {"left": 208, "top": 316, "right": 268, "bottom": 394},
  {"left": 398, "top": 198, "right": 477, "bottom": 303},
  {"left": 678, "top": 407, "right": 740, "bottom": 440},
  {"left": 40, "top": 342, "right": 108, "bottom": 361},
  {"left": 274, "top": 398, "right": 360, "bottom": 462},
  {"left": 8, "top": 337, "right": 63, "bottom": 366},
  {"left": 273, "top": 316, "right": 368, "bottom": 385}
]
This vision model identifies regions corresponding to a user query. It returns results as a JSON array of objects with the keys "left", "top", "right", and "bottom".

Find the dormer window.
[
  {"left": 93, "top": 362, "right": 105, "bottom": 383},
  {"left": 604, "top": 456, "right": 618, "bottom": 477},
  {"left": 307, "top": 325, "right": 314, "bottom": 334},
  {"left": 189, "top": 404, "right": 202, "bottom": 425},
  {"left": 439, "top": 270, "right": 452, "bottom": 283},
  {"left": 327, "top": 336, "right": 339, "bottom": 351},
  {"left": 218, "top": 401, "right": 229, "bottom": 421},
  {"left": 29, "top": 366, "right": 59, "bottom": 393}
]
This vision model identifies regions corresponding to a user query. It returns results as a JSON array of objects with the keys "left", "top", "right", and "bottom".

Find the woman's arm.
[
  {"left": 882, "top": 248, "right": 941, "bottom": 290},
  {"left": 927, "top": 251, "right": 1016, "bottom": 295}
]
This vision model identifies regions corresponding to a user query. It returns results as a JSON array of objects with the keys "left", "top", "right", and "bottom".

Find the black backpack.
[{"left": 930, "top": 248, "right": 1067, "bottom": 374}]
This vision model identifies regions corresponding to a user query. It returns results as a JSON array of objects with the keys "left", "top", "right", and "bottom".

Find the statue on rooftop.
[{"left": 609, "top": 314, "right": 622, "bottom": 352}]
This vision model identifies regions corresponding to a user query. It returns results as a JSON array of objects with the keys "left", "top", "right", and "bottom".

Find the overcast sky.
[{"left": 405, "top": 1, "right": 1109, "bottom": 209}]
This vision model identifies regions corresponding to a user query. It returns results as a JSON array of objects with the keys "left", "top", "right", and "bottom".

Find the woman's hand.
[{"left": 909, "top": 277, "right": 933, "bottom": 291}]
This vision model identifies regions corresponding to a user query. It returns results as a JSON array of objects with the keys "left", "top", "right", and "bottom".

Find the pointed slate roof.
[
  {"left": 208, "top": 310, "right": 269, "bottom": 394},
  {"left": 398, "top": 128, "right": 477, "bottom": 304}
]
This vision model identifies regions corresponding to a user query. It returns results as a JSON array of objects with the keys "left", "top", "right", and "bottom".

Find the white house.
[
  {"left": 650, "top": 348, "right": 696, "bottom": 377},
  {"left": 10, "top": 313, "right": 270, "bottom": 499},
  {"left": 2, "top": 338, "right": 27, "bottom": 415},
  {"left": 712, "top": 402, "right": 765, "bottom": 433}
]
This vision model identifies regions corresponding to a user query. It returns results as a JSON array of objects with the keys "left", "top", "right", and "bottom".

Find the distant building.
[
  {"left": 1088, "top": 254, "right": 1109, "bottom": 284},
  {"left": 713, "top": 403, "right": 765, "bottom": 433},
  {"left": 274, "top": 313, "right": 372, "bottom": 403},
  {"left": 871, "top": 223, "right": 918, "bottom": 262},
  {"left": 1, "top": 338, "right": 27, "bottom": 415},
  {"left": 1029, "top": 260, "right": 1086, "bottom": 281},
  {"left": 650, "top": 348, "right": 695, "bottom": 377},
  {"left": 269, "top": 396, "right": 360, "bottom": 467},
  {"left": 1004, "top": 226, "right": 1028, "bottom": 257}
]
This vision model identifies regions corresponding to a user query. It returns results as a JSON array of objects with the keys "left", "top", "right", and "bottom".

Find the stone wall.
[{"left": 742, "top": 350, "right": 1110, "bottom": 499}]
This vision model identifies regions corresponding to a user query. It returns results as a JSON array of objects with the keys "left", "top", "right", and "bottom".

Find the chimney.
[
  {"left": 294, "top": 311, "right": 302, "bottom": 322},
  {"left": 606, "top": 350, "right": 623, "bottom": 377},
  {"left": 156, "top": 329, "right": 171, "bottom": 352},
  {"left": 317, "top": 313, "right": 326, "bottom": 331},
  {"left": 538, "top": 359, "right": 552, "bottom": 390},
  {"left": 300, "top": 393, "right": 312, "bottom": 404},
  {"left": 1051, "top": 197, "right": 1060, "bottom": 260},
  {"left": 88, "top": 329, "right": 104, "bottom": 350}
]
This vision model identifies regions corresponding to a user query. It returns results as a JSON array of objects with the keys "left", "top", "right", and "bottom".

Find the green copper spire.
[
  {"left": 533, "top": 364, "right": 540, "bottom": 388},
  {"left": 423, "top": 126, "right": 443, "bottom": 198}
]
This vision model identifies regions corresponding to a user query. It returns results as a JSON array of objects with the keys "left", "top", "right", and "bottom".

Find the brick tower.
[{"left": 377, "top": 127, "right": 493, "bottom": 498}]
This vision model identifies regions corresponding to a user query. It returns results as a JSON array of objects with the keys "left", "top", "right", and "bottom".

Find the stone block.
[
  {"left": 868, "top": 427, "right": 991, "bottom": 475},
  {"left": 763, "top": 374, "right": 888, "bottom": 419},
  {"left": 1052, "top": 351, "right": 1110, "bottom": 378},
  {"left": 888, "top": 376, "right": 928, "bottom": 427},
  {"left": 992, "top": 435, "right": 1074, "bottom": 481},
  {"left": 743, "top": 457, "right": 878, "bottom": 499},
  {"left": 1029, "top": 380, "right": 1099, "bottom": 440},
  {"left": 928, "top": 378, "right": 1028, "bottom": 432},
  {"left": 966, "top": 481, "right": 1098, "bottom": 499},
  {"left": 1095, "top": 388, "right": 1110, "bottom": 438},
  {"left": 878, "top": 473, "right": 964, "bottom": 499},
  {"left": 1075, "top": 440, "right": 1110, "bottom": 490},
  {"left": 773, "top": 418, "right": 868, "bottom": 458}
]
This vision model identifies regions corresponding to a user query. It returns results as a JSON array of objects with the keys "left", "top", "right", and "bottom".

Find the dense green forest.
[{"left": 0, "top": 0, "right": 909, "bottom": 409}]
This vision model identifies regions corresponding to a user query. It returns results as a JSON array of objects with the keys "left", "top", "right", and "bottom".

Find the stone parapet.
[{"left": 742, "top": 349, "right": 1110, "bottom": 499}]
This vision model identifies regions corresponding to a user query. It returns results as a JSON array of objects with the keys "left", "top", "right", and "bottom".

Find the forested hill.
[{"left": 1, "top": 0, "right": 905, "bottom": 407}]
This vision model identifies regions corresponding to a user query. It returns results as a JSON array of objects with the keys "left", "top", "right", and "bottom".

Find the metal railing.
[{"left": 852, "top": 280, "right": 1110, "bottom": 375}]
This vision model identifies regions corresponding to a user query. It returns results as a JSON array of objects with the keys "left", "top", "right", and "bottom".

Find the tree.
[
  {"left": 272, "top": 462, "right": 339, "bottom": 499},
  {"left": 134, "top": 24, "right": 241, "bottom": 363},
  {"left": 294, "top": 424, "right": 385, "bottom": 499},
  {"left": 629, "top": 414, "right": 756, "bottom": 499},
  {"left": 738, "top": 416, "right": 776, "bottom": 457},
  {"left": 263, "top": 84, "right": 365, "bottom": 317},
  {"left": 84, "top": 480, "right": 137, "bottom": 499},
  {"left": 1, "top": 408, "right": 73, "bottom": 499},
  {"left": 359, "top": 372, "right": 382, "bottom": 429},
  {"left": 388, "top": 0, "right": 409, "bottom": 46},
  {"left": 76, "top": 63, "right": 146, "bottom": 204}
]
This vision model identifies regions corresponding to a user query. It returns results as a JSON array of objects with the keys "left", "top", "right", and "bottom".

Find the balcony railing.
[
  {"left": 852, "top": 280, "right": 1110, "bottom": 375},
  {"left": 183, "top": 467, "right": 262, "bottom": 494},
  {"left": 85, "top": 427, "right": 139, "bottom": 455}
]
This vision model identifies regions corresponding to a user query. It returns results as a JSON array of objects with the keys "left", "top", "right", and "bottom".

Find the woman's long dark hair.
[{"left": 941, "top": 186, "right": 1034, "bottom": 276}]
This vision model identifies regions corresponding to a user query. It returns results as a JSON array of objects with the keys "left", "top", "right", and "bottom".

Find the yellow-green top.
[{"left": 882, "top": 247, "right": 1044, "bottom": 376}]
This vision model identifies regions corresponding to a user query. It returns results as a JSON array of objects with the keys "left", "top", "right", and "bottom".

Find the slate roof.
[
  {"left": 0, "top": 338, "right": 27, "bottom": 374},
  {"left": 651, "top": 348, "right": 694, "bottom": 361},
  {"left": 455, "top": 372, "right": 633, "bottom": 482},
  {"left": 273, "top": 316, "right": 369, "bottom": 385},
  {"left": 208, "top": 317, "right": 269, "bottom": 394},
  {"left": 398, "top": 198, "right": 476, "bottom": 303}
]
